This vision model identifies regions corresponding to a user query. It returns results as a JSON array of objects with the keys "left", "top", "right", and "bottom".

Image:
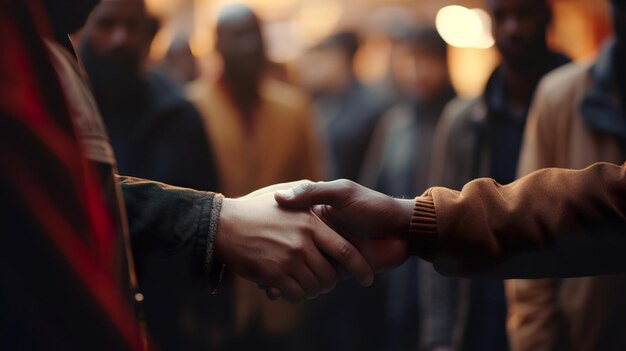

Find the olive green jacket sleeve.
[
  {"left": 410, "top": 162, "right": 626, "bottom": 278},
  {"left": 118, "top": 176, "right": 223, "bottom": 288}
]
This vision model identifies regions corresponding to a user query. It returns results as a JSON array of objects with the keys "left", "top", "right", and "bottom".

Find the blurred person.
[
  {"left": 186, "top": 4, "right": 323, "bottom": 350},
  {"left": 425, "top": 0, "right": 569, "bottom": 350},
  {"left": 1, "top": 1, "right": 376, "bottom": 349},
  {"left": 298, "top": 30, "right": 389, "bottom": 182},
  {"left": 362, "top": 26, "right": 454, "bottom": 210},
  {"left": 295, "top": 30, "right": 390, "bottom": 351},
  {"left": 77, "top": 1, "right": 221, "bottom": 350},
  {"left": 359, "top": 26, "right": 455, "bottom": 351},
  {"left": 299, "top": 31, "right": 387, "bottom": 350},
  {"left": 78, "top": 2, "right": 217, "bottom": 191},
  {"left": 154, "top": 35, "right": 200, "bottom": 87},
  {"left": 506, "top": 0, "right": 626, "bottom": 349}
]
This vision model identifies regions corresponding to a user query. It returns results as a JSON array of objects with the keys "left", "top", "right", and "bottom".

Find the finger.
[
  {"left": 309, "top": 213, "right": 374, "bottom": 287},
  {"left": 265, "top": 287, "right": 282, "bottom": 300},
  {"left": 312, "top": 205, "right": 361, "bottom": 282},
  {"left": 277, "top": 276, "right": 307, "bottom": 303},
  {"left": 292, "top": 264, "right": 322, "bottom": 299},
  {"left": 274, "top": 179, "right": 356, "bottom": 208},
  {"left": 243, "top": 180, "right": 312, "bottom": 199},
  {"left": 304, "top": 248, "right": 338, "bottom": 294}
]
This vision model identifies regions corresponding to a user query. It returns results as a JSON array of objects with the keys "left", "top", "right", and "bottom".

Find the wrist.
[
  {"left": 392, "top": 198, "right": 415, "bottom": 238},
  {"left": 206, "top": 194, "right": 227, "bottom": 293},
  {"left": 406, "top": 195, "right": 438, "bottom": 260},
  {"left": 214, "top": 197, "right": 237, "bottom": 264}
]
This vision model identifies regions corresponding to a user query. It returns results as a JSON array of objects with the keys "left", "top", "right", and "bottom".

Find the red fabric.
[{"left": 0, "top": 1, "right": 143, "bottom": 349}]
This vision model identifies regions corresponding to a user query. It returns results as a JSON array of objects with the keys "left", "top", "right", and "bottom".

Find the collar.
[
  {"left": 483, "top": 68, "right": 508, "bottom": 115},
  {"left": 580, "top": 38, "right": 626, "bottom": 141},
  {"left": 483, "top": 51, "right": 570, "bottom": 122}
]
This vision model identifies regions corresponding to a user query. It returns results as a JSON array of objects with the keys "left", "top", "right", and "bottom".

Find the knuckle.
[
  {"left": 336, "top": 239, "right": 354, "bottom": 261},
  {"left": 334, "top": 179, "right": 358, "bottom": 196},
  {"left": 296, "top": 180, "right": 314, "bottom": 194},
  {"left": 289, "top": 238, "right": 307, "bottom": 256},
  {"left": 345, "top": 180, "right": 360, "bottom": 193}
]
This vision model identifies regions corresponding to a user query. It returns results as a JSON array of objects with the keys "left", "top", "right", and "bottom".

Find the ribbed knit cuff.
[
  {"left": 407, "top": 195, "right": 437, "bottom": 260},
  {"left": 206, "top": 194, "right": 226, "bottom": 294}
]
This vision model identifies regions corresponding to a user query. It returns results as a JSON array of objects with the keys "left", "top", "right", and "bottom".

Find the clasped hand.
[{"left": 214, "top": 180, "right": 414, "bottom": 303}]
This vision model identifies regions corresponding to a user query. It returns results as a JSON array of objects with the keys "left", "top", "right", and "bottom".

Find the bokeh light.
[
  {"left": 435, "top": 5, "right": 494, "bottom": 49},
  {"left": 291, "top": 0, "right": 343, "bottom": 45}
]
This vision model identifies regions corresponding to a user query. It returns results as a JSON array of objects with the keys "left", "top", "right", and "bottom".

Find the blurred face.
[
  {"left": 488, "top": 0, "right": 550, "bottom": 68},
  {"left": 296, "top": 47, "right": 352, "bottom": 94},
  {"left": 392, "top": 43, "right": 449, "bottom": 102},
  {"left": 79, "top": 0, "right": 150, "bottom": 77},
  {"left": 611, "top": 0, "right": 626, "bottom": 55},
  {"left": 216, "top": 14, "right": 266, "bottom": 84}
]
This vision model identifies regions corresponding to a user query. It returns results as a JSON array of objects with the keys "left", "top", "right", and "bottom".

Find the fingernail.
[
  {"left": 364, "top": 274, "right": 374, "bottom": 287},
  {"left": 276, "top": 189, "right": 294, "bottom": 200}
]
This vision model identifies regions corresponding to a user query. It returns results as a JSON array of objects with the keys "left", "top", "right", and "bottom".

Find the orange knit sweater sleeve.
[{"left": 409, "top": 162, "right": 626, "bottom": 278}]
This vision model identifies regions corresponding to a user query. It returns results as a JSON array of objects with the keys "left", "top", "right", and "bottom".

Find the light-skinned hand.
[{"left": 214, "top": 191, "right": 375, "bottom": 303}]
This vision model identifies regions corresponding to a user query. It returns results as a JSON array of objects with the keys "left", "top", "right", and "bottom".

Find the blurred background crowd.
[{"left": 70, "top": 0, "right": 624, "bottom": 350}]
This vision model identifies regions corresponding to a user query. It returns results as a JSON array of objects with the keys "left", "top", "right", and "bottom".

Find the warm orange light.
[
  {"left": 448, "top": 46, "right": 499, "bottom": 98},
  {"left": 291, "top": 0, "right": 343, "bottom": 45},
  {"left": 145, "top": 0, "right": 184, "bottom": 16}
]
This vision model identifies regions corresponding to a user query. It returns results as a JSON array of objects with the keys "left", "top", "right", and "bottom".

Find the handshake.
[{"left": 214, "top": 179, "right": 416, "bottom": 303}]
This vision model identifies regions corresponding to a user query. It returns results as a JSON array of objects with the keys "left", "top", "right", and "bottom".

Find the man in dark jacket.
[
  {"left": 0, "top": 1, "right": 373, "bottom": 350},
  {"left": 426, "top": 0, "right": 569, "bottom": 349},
  {"left": 78, "top": 1, "right": 217, "bottom": 191},
  {"left": 76, "top": 2, "right": 221, "bottom": 350}
]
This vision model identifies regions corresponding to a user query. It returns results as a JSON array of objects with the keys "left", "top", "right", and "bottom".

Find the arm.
[
  {"left": 419, "top": 162, "right": 626, "bottom": 278},
  {"left": 120, "top": 177, "right": 374, "bottom": 302},
  {"left": 120, "top": 176, "right": 222, "bottom": 288},
  {"left": 275, "top": 161, "right": 626, "bottom": 279}
]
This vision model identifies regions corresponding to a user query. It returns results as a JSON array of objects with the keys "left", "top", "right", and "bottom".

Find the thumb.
[{"left": 274, "top": 180, "right": 352, "bottom": 209}]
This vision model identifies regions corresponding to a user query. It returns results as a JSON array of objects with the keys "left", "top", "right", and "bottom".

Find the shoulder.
[
  {"left": 535, "top": 61, "right": 591, "bottom": 104},
  {"left": 261, "top": 78, "right": 310, "bottom": 111},
  {"left": 374, "top": 103, "right": 415, "bottom": 137},
  {"left": 260, "top": 79, "right": 314, "bottom": 128},
  {"left": 145, "top": 72, "right": 189, "bottom": 110},
  {"left": 145, "top": 73, "right": 204, "bottom": 127},
  {"left": 438, "top": 96, "right": 484, "bottom": 135}
]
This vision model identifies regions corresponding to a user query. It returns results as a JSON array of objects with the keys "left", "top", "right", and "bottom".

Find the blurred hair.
[{"left": 316, "top": 31, "right": 361, "bottom": 61}]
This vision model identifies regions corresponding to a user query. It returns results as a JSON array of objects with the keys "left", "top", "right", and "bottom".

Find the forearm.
[
  {"left": 119, "top": 176, "right": 223, "bottom": 288},
  {"left": 408, "top": 162, "right": 626, "bottom": 278}
]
